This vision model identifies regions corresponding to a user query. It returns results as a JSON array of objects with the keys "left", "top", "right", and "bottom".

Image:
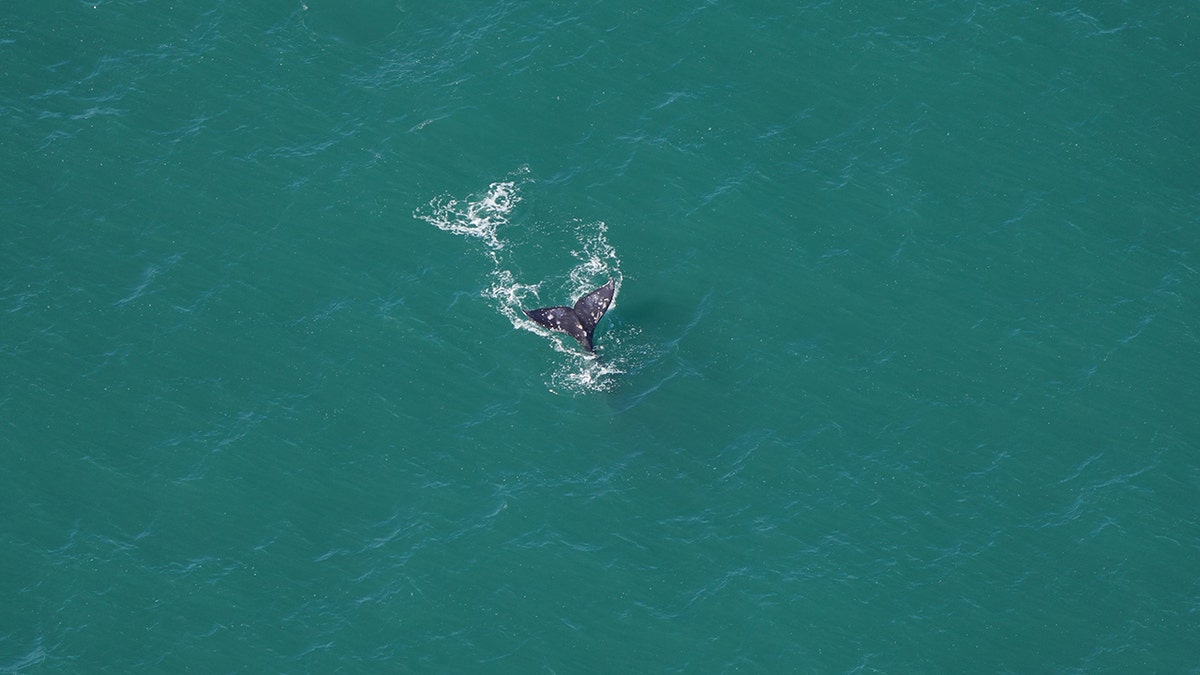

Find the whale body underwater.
[{"left": 523, "top": 279, "right": 615, "bottom": 353}]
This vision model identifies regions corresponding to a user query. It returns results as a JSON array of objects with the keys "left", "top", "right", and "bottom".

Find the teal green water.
[{"left": 3, "top": 2, "right": 1198, "bottom": 671}]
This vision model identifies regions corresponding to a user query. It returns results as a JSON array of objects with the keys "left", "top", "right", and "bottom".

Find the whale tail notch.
[{"left": 523, "top": 279, "right": 615, "bottom": 352}]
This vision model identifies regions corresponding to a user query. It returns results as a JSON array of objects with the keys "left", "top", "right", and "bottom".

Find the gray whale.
[{"left": 523, "top": 279, "right": 615, "bottom": 353}]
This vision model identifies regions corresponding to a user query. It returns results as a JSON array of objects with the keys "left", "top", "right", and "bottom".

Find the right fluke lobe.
[{"left": 523, "top": 279, "right": 615, "bottom": 352}]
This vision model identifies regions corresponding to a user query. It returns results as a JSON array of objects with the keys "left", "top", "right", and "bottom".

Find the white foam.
[{"left": 414, "top": 171, "right": 525, "bottom": 252}]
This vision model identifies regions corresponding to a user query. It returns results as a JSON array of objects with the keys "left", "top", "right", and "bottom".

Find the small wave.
[{"left": 115, "top": 253, "right": 182, "bottom": 306}]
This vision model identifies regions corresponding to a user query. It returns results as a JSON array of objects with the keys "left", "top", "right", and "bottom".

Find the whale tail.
[{"left": 524, "top": 279, "right": 615, "bottom": 352}]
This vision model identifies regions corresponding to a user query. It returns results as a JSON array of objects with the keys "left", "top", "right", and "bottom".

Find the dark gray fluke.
[{"left": 523, "top": 279, "right": 615, "bottom": 352}]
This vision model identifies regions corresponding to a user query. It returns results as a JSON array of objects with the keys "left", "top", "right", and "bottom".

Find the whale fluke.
[{"left": 523, "top": 279, "right": 615, "bottom": 352}]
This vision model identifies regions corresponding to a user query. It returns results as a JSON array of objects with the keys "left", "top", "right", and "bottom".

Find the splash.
[
  {"left": 415, "top": 171, "right": 523, "bottom": 253},
  {"left": 417, "top": 170, "right": 628, "bottom": 394},
  {"left": 568, "top": 220, "right": 620, "bottom": 297}
]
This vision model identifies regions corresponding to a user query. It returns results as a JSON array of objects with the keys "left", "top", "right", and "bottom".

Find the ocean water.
[{"left": 2, "top": 1, "right": 1198, "bottom": 672}]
